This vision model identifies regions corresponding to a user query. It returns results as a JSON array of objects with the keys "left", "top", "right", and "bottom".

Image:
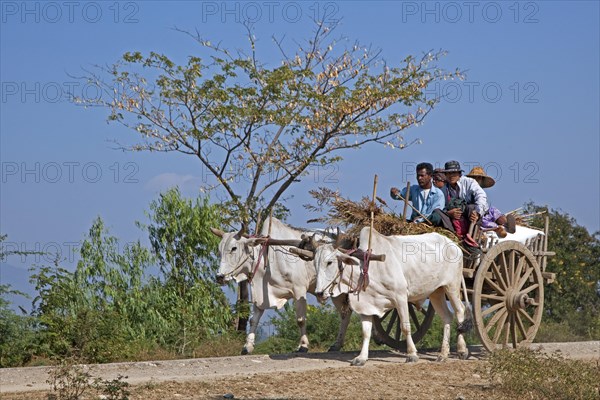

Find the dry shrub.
[
  {"left": 484, "top": 348, "right": 600, "bottom": 400},
  {"left": 46, "top": 357, "right": 130, "bottom": 400}
]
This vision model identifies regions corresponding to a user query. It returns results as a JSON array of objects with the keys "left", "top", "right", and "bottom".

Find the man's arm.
[
  {"left": 390, "top": 185, "right": 408, "bottom": 200},
  {"left": 470, "top": 180, "right": 488, "bottom": 215}
]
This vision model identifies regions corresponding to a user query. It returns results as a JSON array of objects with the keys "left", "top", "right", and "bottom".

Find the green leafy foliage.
[
  {"left": 141, "top": 188, "right": 234, "bottom": 354},
  {"left": 1, "top": 190, "right": 236, "bottom": 365},
  {"left": 0, "top": 284, "right": 37, "bottom": 367},
  {"left": 0, "top": 235, "right": 43, "bottom": 367},
  {"left": 30, "top": 219, "right": 156, "bottom": 362},
  {"left": 524, "top": 203, "right": 600, "bottom": 340},
  {"left": 255, "top": 302, "right": 366, "bottom": 353},
  {"left": 418, "top": 313, "right": 480, "bottom": 350}
]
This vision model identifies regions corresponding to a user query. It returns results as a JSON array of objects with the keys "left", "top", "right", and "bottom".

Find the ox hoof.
[
  {"left": 296, "top": 346, "right": 309, "bottom": 353},
  {"left": 327, "top": 344, "right": 341, "bottom": 352},
  {"left": 405, "top": 354, "right": 419, "bottom": 363},
  {"left": 458, "top": 351, "right": 469, "bottom": 360},
  {"left": 350, "top": 357, "right": 367, "bottom": 366},
  {"left": 241, "top": 347, "right": 253, "bottom": 355}
]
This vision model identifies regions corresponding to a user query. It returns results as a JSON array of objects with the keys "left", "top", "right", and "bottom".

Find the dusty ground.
[{"left": 1, "top": 342, "right": 598, "bottom": 400}]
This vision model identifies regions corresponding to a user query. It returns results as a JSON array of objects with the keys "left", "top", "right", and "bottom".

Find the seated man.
[
  {"left": 431, "top": 160, "right": 487, "bottom": 238},
  {"left": 466, "top": 166, "right": 516, "bottom": 238},
  {"left": 390, "top": 162, "right": 445, "bottom": 223}
]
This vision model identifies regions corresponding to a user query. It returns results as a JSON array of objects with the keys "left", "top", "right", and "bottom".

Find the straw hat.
[{"left": 467, "top": 166, "right": 495, "bottom": 188}]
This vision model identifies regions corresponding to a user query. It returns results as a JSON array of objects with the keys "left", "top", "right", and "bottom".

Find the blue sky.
[{"left": 1, "top": 1, "right": 599, "bottom": 307}]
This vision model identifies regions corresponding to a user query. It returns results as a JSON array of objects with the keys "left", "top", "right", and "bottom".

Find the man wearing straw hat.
[{"left": 467, "top": 166, "right": 516, "bottom": 238}]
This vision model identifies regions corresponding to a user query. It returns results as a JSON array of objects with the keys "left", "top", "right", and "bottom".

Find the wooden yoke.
[{"left": 288, "top": 247, "right": 386, "bottom": 262}]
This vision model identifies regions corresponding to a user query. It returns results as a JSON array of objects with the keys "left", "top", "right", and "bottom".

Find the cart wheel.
[
  {"left": 473, "top": 241, "right": 544, "bottom": 351},
  {"left": 372, "top": 302, "right": 435, "bottom": 351}
]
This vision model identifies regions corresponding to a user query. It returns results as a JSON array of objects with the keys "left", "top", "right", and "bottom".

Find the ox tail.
[{"left": 457, "top": 274, "right": 474, "bottom": 334}]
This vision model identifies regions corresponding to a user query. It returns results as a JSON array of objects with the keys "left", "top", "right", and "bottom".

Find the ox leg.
[
  {"left": 429, "top": 289, "right": 453, "bottom": 361},
  {"left": 397, "top": 301, "right": 419, "bottom": 363},
  {"left": 295, "top": 297, "right": 309, "bottom": 353},
  {"left": 242, "top": 306, "right": 264, "bottom": 355},
  {"left": 351, "top": 314, "right": 373, "bottom": 366},
  {"left": 446, "top": 285, "right": 470, "bottom": 360},
  {"left": 328, "top": 294, "right": 352, "bottom": 352}
]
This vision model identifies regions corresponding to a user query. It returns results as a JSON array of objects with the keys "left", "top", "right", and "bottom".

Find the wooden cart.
[{"left": 372, "top": 216, "right": 555, "bottom": 352}]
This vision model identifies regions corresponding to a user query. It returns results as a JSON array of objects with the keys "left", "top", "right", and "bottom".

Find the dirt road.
[{"left": 1, "top": 342, "right": 598, "bottom": 399}]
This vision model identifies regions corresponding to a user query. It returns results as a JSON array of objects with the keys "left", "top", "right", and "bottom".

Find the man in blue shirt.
[{"left": 390, "top": 162, "right": 445, "bottom": 223}]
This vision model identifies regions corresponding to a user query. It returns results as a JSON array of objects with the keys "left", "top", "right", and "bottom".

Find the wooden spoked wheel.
[
  {"left": 372, "top": 302, "right": 435, "bottom": 351},
  {"left": 473, "top": 241, "right": 544, "bottom": 351}
]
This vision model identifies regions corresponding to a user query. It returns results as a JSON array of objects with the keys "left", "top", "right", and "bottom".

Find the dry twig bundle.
[
  {"left": 506, "top": 208, "right": 546, "bottom": 228},
  {"left": 305, "top": 187, "right": 459, "bottom": 242}
]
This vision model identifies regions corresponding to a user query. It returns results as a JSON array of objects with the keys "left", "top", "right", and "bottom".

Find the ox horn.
[
  {"left": 234, "top": 223, "right": 247, "bottom": 240},
  {"left": 210, "top": 228, "right": 225, "bottom": 237},
  {"left": 333, "top": 232, "right": 343, "bottom": 249},
  {"left": 310, "top": 233, "right": 319, "bottom": 250},
  {"left": 288, "top": 247, "right": 315, "bottom": 260}
]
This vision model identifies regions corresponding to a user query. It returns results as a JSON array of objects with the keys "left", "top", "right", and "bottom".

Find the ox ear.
[
  {"left": 210, "top": 228, "right": 225, "bottom": 238},
  {"left": 337, "top": 253, "right": 360, "bottom": 266},
  {"left": 246, "top": 237, "right": 268, "bottom": 247}
]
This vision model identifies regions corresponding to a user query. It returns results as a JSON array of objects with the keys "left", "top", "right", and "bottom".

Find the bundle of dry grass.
[{"left": 305, "top": 187, "right": 459, "bottom": 242}]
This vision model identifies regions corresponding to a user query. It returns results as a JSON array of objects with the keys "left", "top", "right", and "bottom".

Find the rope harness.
[
  {"left": 323, "top": 248, "right": 372, "bottom": 296},
  {"left": 249, "top": 237, "right": 269, "bottom": 284}
]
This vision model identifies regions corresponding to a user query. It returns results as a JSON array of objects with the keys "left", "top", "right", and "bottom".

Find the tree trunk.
[{"left": 236, "top": 282, "right": 249, "bottom": 332}]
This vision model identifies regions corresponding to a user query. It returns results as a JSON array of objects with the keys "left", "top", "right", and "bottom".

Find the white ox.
[
  {"left": 211, "top": 218, "right": 352, "bottom": 354},
  {"left": 313, "top": 227, "right": 471, "bottom": 366}
]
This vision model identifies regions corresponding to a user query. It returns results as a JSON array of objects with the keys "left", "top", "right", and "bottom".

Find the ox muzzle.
[
  {"left": 215, "top": 274, "right": 231, "bottom": 285},
  {"left": 314, "top": 291, "right": 330, "bottom": 303}
]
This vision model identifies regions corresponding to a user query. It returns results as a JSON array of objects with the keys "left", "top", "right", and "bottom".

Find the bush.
[
  {"left": 536, "top": 320, "right": 591, "bottom": 343},
  {"left": 0, "top": 285, "right": 37, "bottom": 367},
  {"left": 416, "top": 312, "right": 480, "bottom": 350},
  {"left": 484, "top": 348, "right": 600, "bottom": 400}
]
